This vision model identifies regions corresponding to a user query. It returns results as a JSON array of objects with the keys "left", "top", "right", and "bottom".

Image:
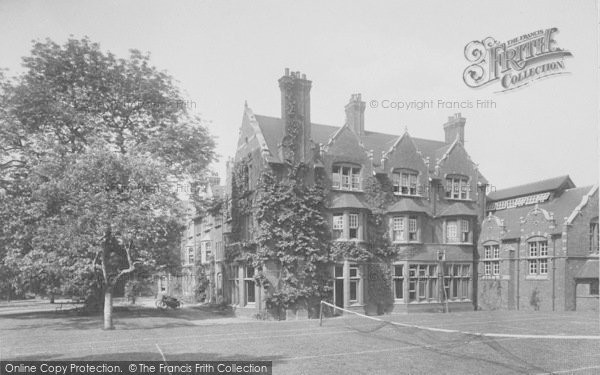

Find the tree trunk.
[{"left": 103, "top": 289, "right": 114, "bottom": 330}]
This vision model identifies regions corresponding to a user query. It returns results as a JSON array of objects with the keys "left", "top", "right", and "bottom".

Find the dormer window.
[
  {"left": 393, "top": 170, "right": 419, "bottom": 196},
  {"left": 445, "top": 175, "right": 469, "bottom": 200},
  {"left": 332, "top": 164, "right": 361, "bottom": 191}
]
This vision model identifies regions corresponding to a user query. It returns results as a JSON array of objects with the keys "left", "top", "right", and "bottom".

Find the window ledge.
[
  {"left": 392, "top": 241, "right": 422, "bottom": 245},
  {"left": 334, "top": 239, "right": 367, "bottom": 244},
  {"left": 348, "top": 303, "right": 364, "bottom": 307},
  {"left": 331, "top": 188, "right": 363, "bottom": 193},
  {"left": 525, "top": 275, "right": 549, "bottom": 280},
  {"left": 445, "top": 242, "right": 474, "bottom": 246},
  {"left": 481, "top": 275, "right": 505, "bottom": 280}
]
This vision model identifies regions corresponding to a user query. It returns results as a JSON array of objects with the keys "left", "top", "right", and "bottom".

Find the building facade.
[
  {"left": 221, "top": 69, "right": 488, "bottom": 317},
  {"left": 478, "top": 176, "right": 599, "bottom": 311}
]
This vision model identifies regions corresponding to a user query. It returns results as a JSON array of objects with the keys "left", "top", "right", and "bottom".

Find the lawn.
[{"left": 1, "top": 301, "right": 599, "bottom": 375}]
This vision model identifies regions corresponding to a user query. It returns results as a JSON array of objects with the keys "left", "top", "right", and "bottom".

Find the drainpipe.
[
  {"left": 552, "top": 236, "right": 556, "bottom": 311},
  {"left": 516, "top": 238, "right": 520, "bottom": 310}
]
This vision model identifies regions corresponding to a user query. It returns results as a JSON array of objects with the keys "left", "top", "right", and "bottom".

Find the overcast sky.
[{"left": 1, "top": 0, "right": 597, "bottom": 190}]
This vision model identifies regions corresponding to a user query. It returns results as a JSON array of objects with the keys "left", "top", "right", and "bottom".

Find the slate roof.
[
  {"left": 492, "top": 185, "right": 594, "bottom": 239},
  {"left": 328, "top": 193, "right": 369, "bottom": 209},
  {"left": 254, "top": 114, "right": 451, "bottom": 168},
  {"left": 386, "top": 198, "right": 432, "bottom": 215},
  {"left": 576, "top": 259, "right": 599, "bottom": 279},
  {"left": 437, "top": 201, "right": 480, "bottom": 217},
  {"left": 488, "top": 175, "right": 575, "bottom": 201}
]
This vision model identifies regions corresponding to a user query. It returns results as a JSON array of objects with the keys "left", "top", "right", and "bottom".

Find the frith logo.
[{"left": 463, "top": 28, "right": 572, "bottom": 92}]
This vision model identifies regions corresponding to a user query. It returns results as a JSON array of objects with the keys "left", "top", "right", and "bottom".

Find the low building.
[{"left": 478, "top": 175, "right": 599, "bottom": 311}]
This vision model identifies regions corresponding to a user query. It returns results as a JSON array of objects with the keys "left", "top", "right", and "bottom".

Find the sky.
[{"left": 0, "top": 0, "right": 598, "bottom": 190}]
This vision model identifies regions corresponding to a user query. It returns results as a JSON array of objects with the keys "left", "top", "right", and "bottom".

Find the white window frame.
[
  {"left": 332, "top": 165, "right": 361, "bottom": 191},
  {"left": 445, "top": 176, "right": 470, "bottom": 200},
  {"left": 446, "top": 221, "right": 458, "bottom": 243},
  {"left": 244, "top": 266, "right": 256, "bottom": 305},
  {"left": 528, "top": 240, "right": 548, "bottom": 276},
  {"left": 349, "top": 264, "right": 361, "bottom": 303},
  {"left": 392, "top": 216, "right": 405, "bottom": 242},
  {"left": 332, "top": 214, "right": 343, "bottom": 240},
  {"left": 349, "top": 213, "right": 359, "bottom": 239},
  {"left": 483, "top": 244, "right": 500, "bottom": 277},
  {"left": 392, "top": 170, "right": 419, "bottom": 196},
  {"left": 392, "top": 264, "right": 404, "bottom": 300}
]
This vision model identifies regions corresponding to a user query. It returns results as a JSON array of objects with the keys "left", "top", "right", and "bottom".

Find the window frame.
[
  {"left": 348, "top": 264, "right": 361, "bottom": 304},
  {"left": 445, "top": 175, "right": 470, "bottom": 200},
  {"left": 332, "top": 164, "right": 362, "bottom": 191},
  {"left": 243, "top": 266, "right": 256, "bottom": 305},
  {"left": 590, "top": 218, "right": 599, "bottom": 254},
  {"left": 407, "top": 264, "right": 438, "bottom": 303},
  {"left": 446, "top": 218, "right": 471, "bottom": 244},
  {"left": 392, "top": 264, "right": 404, "bottom": 300},
  {"left": 528, "top": 239, "right": 549, "bottom": 276},
  {"left": 391, "top": 215, "right": 420, "bottom": 243},
  {"left": 332, "top": 211, "right": 363, "bottom": 241},
  {"left": 392, "top": 169, "right": 420, "bottom": 196},
  {"left": 483, "top": 244, "right": 500, "bottom": 277}
]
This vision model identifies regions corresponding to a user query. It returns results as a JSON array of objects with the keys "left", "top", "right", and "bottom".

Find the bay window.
[
  {"left": 349, "top": 213, "right": 359, "bottom": 239},
  {"left": 407, "top": 264, "right": 438, "bottom": 302},
  {"left": 332, "top": 214, "right": 343, "bottom": 240},
  {"left": 332, "top": 211, "right": 364, "bottom": 241},
  {"left": 446, "top": 218, "right": 471, "bottom": 243},
  {"left": 391, "top": 215, "right": 420, "bottom": 243},
  {"left": 349, "top": 265, "right": 360, "bottom": 302}
]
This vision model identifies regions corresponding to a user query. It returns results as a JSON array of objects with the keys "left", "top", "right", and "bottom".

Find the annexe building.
[
  {"left": 478, "top": 175, "right": 599, "bottom": 311},
  {"left": 225, "top": 69, "right": 488, "bottom": 317}
]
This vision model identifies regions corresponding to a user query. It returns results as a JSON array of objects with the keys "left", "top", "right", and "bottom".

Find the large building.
[
  {"left": 478, "top": 176, "right": 599, "bottom": 311},
  {"left": 223, "top": 69, "right": 488, "bottom": 317}
]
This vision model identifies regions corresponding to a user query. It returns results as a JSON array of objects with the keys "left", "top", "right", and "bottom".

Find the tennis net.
[{"left": 318, "top": 301, "right": 600, "bottom": 374}]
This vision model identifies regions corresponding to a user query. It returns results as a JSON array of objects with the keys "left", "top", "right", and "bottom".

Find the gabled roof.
[
  {"left": 252, "top": 114, "right": 448, "bottom": 166},
  {"left": 492, "top": 185, "right": 594, "bottom": 238},
  {"left": 386, "top": 198, "right": 431, "bottom": 215},
  {"left": 328, "top": 193, "right": 369, "bottom": 210},
  {"left": 488, "top": 175, "right": 575, "bottom": 201},
  {"left": 437, "top": 201, "right": 480, "bottom": 217}
]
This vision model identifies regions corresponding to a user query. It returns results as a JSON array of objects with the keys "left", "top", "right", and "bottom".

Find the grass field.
[{"left": 1, "top": 301, "right": 599, "bottom": 375}]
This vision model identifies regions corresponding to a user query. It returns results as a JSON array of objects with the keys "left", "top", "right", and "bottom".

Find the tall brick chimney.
[
  {"left": 345, "top": 93, "right": 366, "bottom": 136},
  {"left": 444, "top": 113, "right": 466, "bottom": 144},
  {"left": 278, "top": 68, "right": 312, "bottom": 163}
]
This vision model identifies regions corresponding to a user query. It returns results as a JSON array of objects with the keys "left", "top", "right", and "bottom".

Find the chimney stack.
[
  {"left": 278, "top": 68, "right": 312, "bottom": 163},
  {"left": 443, "top": 113, "right": 466, "bottom": 144},
  {"left": 345, "top": 93, "right": 366, "bottom": 136}
]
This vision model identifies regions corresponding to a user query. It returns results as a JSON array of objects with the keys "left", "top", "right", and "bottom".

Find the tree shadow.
[{"left": 0, "top": 305, "right": 239, "bottom": 331}]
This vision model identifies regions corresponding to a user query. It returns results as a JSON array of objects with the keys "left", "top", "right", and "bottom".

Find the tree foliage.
[{"left": 0, "top": 37, "right": 215, "bottom": 327}]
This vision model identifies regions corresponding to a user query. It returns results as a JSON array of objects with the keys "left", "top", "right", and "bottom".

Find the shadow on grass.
[
  {"left": 10, "top": 351, "right": 284, "bottom": 363},
  {"left": 0, "top": 305, "right": 239, "bottom": 331}
]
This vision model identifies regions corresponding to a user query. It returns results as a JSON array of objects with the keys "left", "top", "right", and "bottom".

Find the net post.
[{"left": 319, "top": 300, "right": 323, "bottom": 327}]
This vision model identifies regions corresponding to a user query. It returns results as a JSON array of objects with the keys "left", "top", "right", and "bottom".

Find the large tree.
[{"left": 0, "top": 38, "right": 215, "bottom": 328}]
